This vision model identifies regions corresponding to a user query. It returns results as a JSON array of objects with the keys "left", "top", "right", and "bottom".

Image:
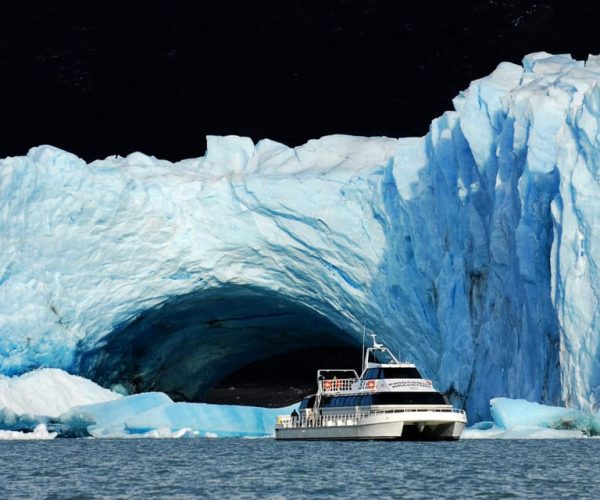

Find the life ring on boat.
[
  {"left": 323, "top": 380, "right": 332, "bottom": 390},
  {"left": 367, "top": 380, "right": 376, "bottom": 390}
]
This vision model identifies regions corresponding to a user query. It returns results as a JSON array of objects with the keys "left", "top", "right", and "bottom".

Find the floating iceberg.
[
  {"left": 462, "top": 424, "right": 588, "bottom": 440},
  {"left": 0, "top": 368, "right": 120, "bottom": 431},
  {"left": 0, "top": 369, "right": 296, "bottom": 438},
  {"left": 463, "top": 398, "right": 600, "bottom": 438},
  {"left": 59, "top": 392, "right": 297, "bottom": 438},
  {"left": 3, "top": 52, "right": 600, "bottom": 421},
  {"left": 490, "top": 397, "right": 571, "bottom": 430},
  {"left": 0, "top": 368, "right": 120, "bottom": 417}
]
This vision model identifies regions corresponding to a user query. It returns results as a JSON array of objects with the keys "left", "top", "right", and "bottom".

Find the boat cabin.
[{"left": 296, "top": 334, "right": 450, "bottom": 412}]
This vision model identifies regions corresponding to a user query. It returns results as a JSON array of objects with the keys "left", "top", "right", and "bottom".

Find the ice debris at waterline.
[
  {"left": 0, "top": 369, "right": 296, "bottom": 439},
  {"left": 0, "top": 424, "right": 57, "bottom": 441},
  {"left": 3, "top": 52, "right": 600, "bottom": 420},
  {"left": 463, "top": 398, "right": 600, "bottom": 439}
]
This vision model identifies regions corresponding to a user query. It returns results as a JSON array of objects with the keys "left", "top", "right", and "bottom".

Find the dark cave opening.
[
  {"left": 77, "top": 285, "right": 362, "bottom": 407},
  {"left": 204, "top": 345, "right": 362, "bottom": 407}
]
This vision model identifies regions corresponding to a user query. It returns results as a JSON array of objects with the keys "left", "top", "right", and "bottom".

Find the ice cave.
[
  {"left": 78, "top": 284, "right": 362, "bottom": 406},
  {"left": 3, "top": 52, "right": 600, "bottom": 428}
]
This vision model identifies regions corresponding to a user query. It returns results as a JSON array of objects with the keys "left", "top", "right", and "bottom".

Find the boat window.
[
  {"left": 363, "top": 367, "right": 422, "bottom": 379},
  {"left": 371, "top": 392, "right": 446, "bottom": 405},
  {"left": 321, "top": 393, "right": 446, "bottom": 408},
  {"left": 358, "top": 395, "right": 373, "bottom": 406},
  {"left": 323, "top": 396, "right": 357, "bottom": 407},
  {"left": 363, "top": 368, "right": 381, "bottom": 379},
  {"left": 299, "top": 396, "right": 316, "bottom": 409},
  {"left": 381, "top": 367, "right": 422, "bottom": 379}
]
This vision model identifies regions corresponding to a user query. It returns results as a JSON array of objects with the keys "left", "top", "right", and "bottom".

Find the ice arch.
[
  {"left": 7, "top": 53, "right": 600, "bottom": 421},
  {"left": 77, "top": 285, "right": 361, "bottom": 405}
]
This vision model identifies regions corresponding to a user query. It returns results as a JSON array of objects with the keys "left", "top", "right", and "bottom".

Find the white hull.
[{"left": 275, "top": 411, "right": 466, "bottom": 441}]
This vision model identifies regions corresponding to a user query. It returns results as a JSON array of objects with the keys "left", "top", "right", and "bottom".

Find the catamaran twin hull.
[{"left": 275, "top": 410, "right": 466, "bottom": 441}]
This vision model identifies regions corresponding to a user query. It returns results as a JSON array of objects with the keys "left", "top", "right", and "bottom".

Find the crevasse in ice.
[{"left": 2, "top": 52, "right": 600, "bottom": 421}]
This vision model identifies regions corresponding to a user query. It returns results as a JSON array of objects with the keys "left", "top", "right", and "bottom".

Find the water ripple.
[{"left": 0, "top": 439, "right": 598, "bottom": 498}]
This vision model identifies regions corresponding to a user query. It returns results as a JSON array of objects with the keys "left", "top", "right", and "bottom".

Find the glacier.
[{"left": 2, "top": 52, "right": 600, "bottom": 421}]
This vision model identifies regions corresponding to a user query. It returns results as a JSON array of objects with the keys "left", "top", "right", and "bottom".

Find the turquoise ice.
[{"left": 60, "top": 393, "right": 297, "bottom": 438}]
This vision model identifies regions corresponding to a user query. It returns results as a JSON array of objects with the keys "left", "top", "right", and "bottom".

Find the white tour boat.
[{"left": 275, "top": 335, "right": 467, "bottom": 440}]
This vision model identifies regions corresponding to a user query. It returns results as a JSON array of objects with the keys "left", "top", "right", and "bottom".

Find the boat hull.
[{"left": 275, "top": 411, "right": 466, "bottom": 441}]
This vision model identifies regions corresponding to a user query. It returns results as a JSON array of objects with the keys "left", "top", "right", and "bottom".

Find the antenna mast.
[
  {"left": 370, "top": 333, "right": 381, "bottom": 348},
  {"left": 361, "top": 326, "right": 366, "bottom": 374}
]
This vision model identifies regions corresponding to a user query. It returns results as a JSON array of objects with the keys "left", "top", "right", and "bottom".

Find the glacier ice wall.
[{"left": 2, "top": 52, "right": 600, "bottom": 420}]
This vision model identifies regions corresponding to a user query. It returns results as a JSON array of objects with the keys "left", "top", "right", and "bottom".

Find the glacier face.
[{"left": 2, "top": 52, "right": 600, "bottom": 421}]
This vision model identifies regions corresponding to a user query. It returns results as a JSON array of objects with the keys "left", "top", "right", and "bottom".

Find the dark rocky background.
[{"left": 1, "top": 0, "right": 600, "bottom": 162}]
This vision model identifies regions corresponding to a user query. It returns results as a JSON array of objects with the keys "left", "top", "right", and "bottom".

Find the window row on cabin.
[
  {"left": 320, "top": 392, "right": 447, "bottom": 407},
  {"left": 362, "top": 367, "right": 422, "bottom": 380}
]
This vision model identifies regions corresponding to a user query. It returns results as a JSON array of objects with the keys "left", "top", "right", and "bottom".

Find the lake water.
[{"left": 0, "top": 438, "right": 598, "bottom": 498}]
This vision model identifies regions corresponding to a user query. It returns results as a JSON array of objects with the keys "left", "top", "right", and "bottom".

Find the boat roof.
[{"left": 361, "top": 334, "right": 414, "bottom": 369}]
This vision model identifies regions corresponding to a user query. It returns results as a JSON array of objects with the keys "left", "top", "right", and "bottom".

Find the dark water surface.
[{"left": 0, "top": 438, "right": 598, "bottom": 499}]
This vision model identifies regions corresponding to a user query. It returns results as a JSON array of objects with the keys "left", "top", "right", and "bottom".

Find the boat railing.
[
  {"left": 318, "top": 378, "right": 357, "bottom": 393},
  {"left": 275, "top": 412, "right": 370, "bottom": 429},
  {"left": 370, "top": 407, "right": 466, "bottom": 416}
]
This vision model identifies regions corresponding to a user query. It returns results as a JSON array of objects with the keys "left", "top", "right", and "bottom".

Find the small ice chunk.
[{"left": 0, "top": 424, "right": 57, "bottom": 440}]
